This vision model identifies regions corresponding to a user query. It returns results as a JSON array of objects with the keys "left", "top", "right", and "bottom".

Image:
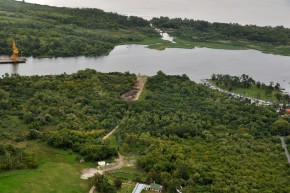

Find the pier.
[
  {"left": 0, "top": 39, "right": 26, "bottom": 64},
  {"left": 0, "top": 57, "right": 26, "bottom": 64}
]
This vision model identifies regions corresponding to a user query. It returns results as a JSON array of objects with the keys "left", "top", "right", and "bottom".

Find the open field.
[
  {"left": 232, "top": 87, "right": 277, "bottom": 102},
  {"left": 0, "top": 142, "right": 91, "bottom": 193}
]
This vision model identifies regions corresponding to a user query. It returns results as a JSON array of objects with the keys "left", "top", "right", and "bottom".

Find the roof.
[{"left": 150, "top": 183, "right": 162, "bottom": 190}]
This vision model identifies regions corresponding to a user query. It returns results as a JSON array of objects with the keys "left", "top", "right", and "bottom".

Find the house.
[{"left": 146, "top": 183, "right": 163, "bottom": 192}]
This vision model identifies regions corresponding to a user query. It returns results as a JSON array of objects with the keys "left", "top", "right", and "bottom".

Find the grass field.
[
  {"left": 0, "top": 142, "right": 91, "bottom": 193},
  {"left": 117, "top": 183, "right": 135, "bottom": 193},
  {"left": 209, "top": 80, "right": 282, "bottom": 102},
  {"left": 232, "top": 87, "right": 277, "bottom": 102}
]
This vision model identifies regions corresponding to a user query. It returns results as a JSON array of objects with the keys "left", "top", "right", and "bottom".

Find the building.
[
  {"left": 146, "top": 183, "right": 163, "bottom": 192},
  {"left": 286, "top": 109, "right": 290, "bottom": 114}
]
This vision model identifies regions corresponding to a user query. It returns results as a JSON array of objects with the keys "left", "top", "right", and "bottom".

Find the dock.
[{"left": 0, "top": 57, "right": 26, "bottom": 64}]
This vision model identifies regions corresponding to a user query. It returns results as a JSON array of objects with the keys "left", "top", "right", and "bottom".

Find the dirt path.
[
  {"left": 81, "top": 152, "right": 126, "bottom": 180},
  {"left": 121, "top": 76, "right": 147, "bottom": 101},
  {"left": 103, "top": 125, "right": 118, "bottom": 140},
  {"left": 89, "top": 186, "right": 95, "bottom": 193},
  {"left": 133, "top": 76, "right": 147, "bottom": 101},
  {"left": 103, "top": 76, "right": 147, "bottom": 141},
  {"left": 280, "top": 136, "right": 290, "bottom": 163}
]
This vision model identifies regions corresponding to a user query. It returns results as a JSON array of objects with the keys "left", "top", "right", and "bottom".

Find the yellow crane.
[{"left": 10, "top": 39, "right": 19, "bottom": 62}]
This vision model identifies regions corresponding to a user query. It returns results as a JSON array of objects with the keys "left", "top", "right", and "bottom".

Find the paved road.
[{"left": 280, "top": 136, "right": 290, "bottom": 163}]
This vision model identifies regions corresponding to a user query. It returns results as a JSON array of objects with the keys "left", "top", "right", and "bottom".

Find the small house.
[{"left": 146, "top": 183, "right": 163, "bottom": 192}]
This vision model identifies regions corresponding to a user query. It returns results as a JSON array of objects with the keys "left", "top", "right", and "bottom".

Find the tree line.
[{"left": 151, "top": 17, "right": 290, "bottom": 45}]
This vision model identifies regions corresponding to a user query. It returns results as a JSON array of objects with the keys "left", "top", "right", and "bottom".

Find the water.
[
  {"left": 1, "top": 45, "right": 290, "bottom": 93},
  {"left": 20, "top": 0, "right": 290, "bottom": 27}
]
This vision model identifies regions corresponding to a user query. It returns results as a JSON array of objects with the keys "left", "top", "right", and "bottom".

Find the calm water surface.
[
  {"left": 1, "top": 45, "right": 290, "bottom": 93},
  {"left": 21, "top": 0, "right": 290, "bottom": 27}
]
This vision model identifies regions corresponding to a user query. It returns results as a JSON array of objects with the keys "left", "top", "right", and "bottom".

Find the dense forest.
[
  {"left": 0, "top": 71, "right": 290, "bottom": 192},
  {"left": 0, "top": 0, "right": 158, "bottom": 57},
  {"left": 116, "top": 72, "right": 290, "bottom": 192},
  {"left": 119, "top": 72, "right": 279, "bottom": 138},
  {"left": 151, "top": 17, "right": 290, "bottom": 55},
  {"left": 0, "top": 69, "right": 135, "bottom": 162}
]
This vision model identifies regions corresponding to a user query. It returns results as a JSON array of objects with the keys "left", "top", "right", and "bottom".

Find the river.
[
  {"left": 20, "top": 0, "right": 290, "bottom": 27},
  {"left": 1, "top": 45, "right": 290, "bottom": 93}
]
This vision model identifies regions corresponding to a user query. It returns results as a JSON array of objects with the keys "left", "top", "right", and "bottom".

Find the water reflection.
[{"left": 12, "top": 63, "right": 19, "bottom": 74}]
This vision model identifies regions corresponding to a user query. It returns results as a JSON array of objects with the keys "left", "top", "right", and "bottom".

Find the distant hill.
[{"left": 0, "top": 0, "right": 158, "bottom": 57}]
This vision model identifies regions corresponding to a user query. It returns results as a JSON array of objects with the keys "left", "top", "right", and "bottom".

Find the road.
[
  {"left": 81, "top": 152, "right": 125, "bottom": 179},
  {"left": 133, "top": 76, "right": 146, "bottom": 101},
  {"left": 280, "top": 136, "right": 290, "bottom": 163}
]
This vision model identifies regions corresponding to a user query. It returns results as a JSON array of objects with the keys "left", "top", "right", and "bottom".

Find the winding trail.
[
  {"left": 103, "top": 76, "right": 147, "bottom": 141},
  {"left": 280, "top": 136, "right": 290, "bottom": 163},
  {"left": 86, "top": 77, "right": 147, "bottom": 192}
]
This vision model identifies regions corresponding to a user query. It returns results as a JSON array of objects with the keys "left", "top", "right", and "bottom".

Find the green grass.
[
  {"left": 138, "top": 84, "right": 152, "bottom": 101},
  {"left": 110, "top": 167, "right": 146, "bottom": 182},
  {"left": 232, "top": 87, "right": 277, "bottom": 102},
  {"left": 112, "top": 173, "right": 137, "bottom": 181},
  {"left": 0, "top": 142, "right": 91, "bottom": 193},
  {"left": 117, "top": 183, "right": 135, "bottom": 193},
  {"left": 209, "top": 80, "right": 281, "bottom": 102},
  {"left": 141, "top": 190, "right": 152, "bottom": 193},
  {"left": 112, "top": 167, "right": 144, "bottom": 175}
]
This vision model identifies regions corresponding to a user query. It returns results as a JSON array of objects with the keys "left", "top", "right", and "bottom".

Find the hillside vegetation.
[
  {"left": 117, "top": 72, "right": 290, "bottom": 192},
  {"left": 1, "top": 1, "right": 290, "bottom": 57},
  {"left": 0, "top": 0, "right": 158, "bottom": 57},
  {"left": 0, "top": 71, "right": 290, "bottom": 192}
]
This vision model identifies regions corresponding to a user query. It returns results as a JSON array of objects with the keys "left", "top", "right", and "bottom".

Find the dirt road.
[
  {"left": 280, "top": 136, "right": 290, "bottom": 163},
  {"left": 133, "top": 76, "right": 146, "bottom": 101},
  {"left": 121, "top": 76, "right": 147, "bottom": 101},
  {"left": 81, "top": 152, "right": 125, "bottom": 179}
]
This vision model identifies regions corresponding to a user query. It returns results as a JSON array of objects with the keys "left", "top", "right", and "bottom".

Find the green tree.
[
  {"left": 113, "top": 178, "right": 122, "bottom": 190},
  {"left": 271, "top": 120, "right": 290, "bottom": 135}
]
